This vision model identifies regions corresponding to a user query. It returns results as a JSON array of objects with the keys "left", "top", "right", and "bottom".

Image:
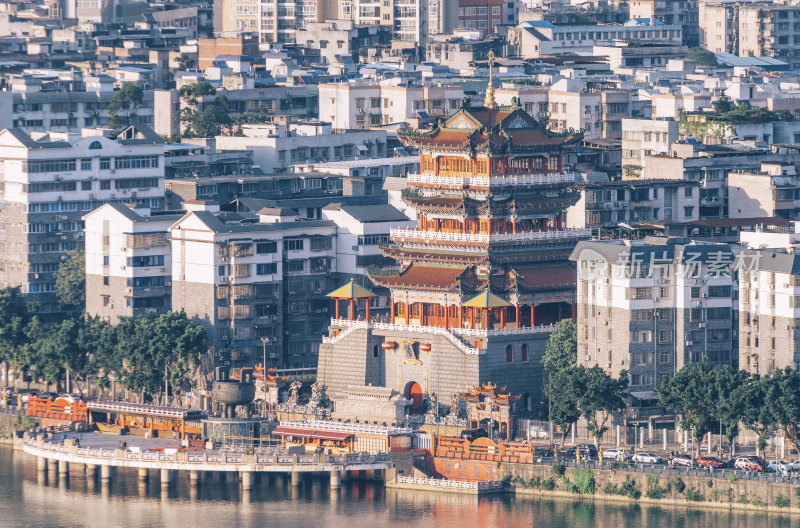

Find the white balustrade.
[
  {"left": 407, "top": 172, "right": 576, "bottom": 188},
  {"left": 323, "top": 319, "right": 559, "bottom": 350},
  {"left": 396, "top": 476, "right": 504, "bottom": 490},
  {"left": 389, "top": 227, "right": 591, "bottom": 244}
]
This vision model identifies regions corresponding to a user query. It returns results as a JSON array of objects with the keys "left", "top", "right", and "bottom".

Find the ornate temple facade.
[{"left": 317, "top": 87, "right": 589, "bottom": 422}]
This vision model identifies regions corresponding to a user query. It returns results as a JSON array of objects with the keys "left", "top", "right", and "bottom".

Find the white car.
[
  {"left": 768, "top": 460, "right": 791, "bottom": 474},
  {"left": 527, "top": 426, "right": 549, "bottom": 440},
  {"left": 632, "top": 452, "right": 663, "bottom": 464},
  {"left": 603, "top": 448, "right": 625, "bottom": 460}
]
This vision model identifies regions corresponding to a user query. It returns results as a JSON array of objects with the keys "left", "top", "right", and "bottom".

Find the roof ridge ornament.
[{"left": 484, "top": 50, "right": 496, "bottom": 110}]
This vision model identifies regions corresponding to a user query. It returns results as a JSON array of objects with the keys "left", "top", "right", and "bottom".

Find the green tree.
[
  {"left": 107, "top": 83, "right": 144, "bottom": 128},
  {"left": 578, "top": 366, "right": 628, "bottom": 447},
  {"left": 741, "top": 374, "right": 774, "bottom": 457},
  {"left": 0, "top": 287, "right": 39, "bottom": 384},
  {"left": 54, "top": 250, "right": 85, "bottom": 313},
  {"left": 111, "top": 311, "right": 206, "bottom": 403},
  {"left": 764, "top": 368, "right": 800, "bottom": 452},
  {"left": 658, "top": 359, "right": 718, "bottom": 457},
  {"left": 689, "top": 47, "right": 720, "bottom": 67},
  {"left": 550, "top": 366, "right": 583, "bottom": 445},
  {"left": 712, "top": 365, "right": 750, "bottom": 456},
  {"left": 183, "top": 97, "right": 232, "bottom": 138},
  {"left": 175, "top": 53, "right": 196, "bottom": 71},
  {"left": 543, "top": 320, "right": 577, "bottom": 391}
]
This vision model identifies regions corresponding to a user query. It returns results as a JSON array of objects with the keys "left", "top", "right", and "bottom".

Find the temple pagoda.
[{"left": 317, "top": 66, "right": 589, "bottom": 421}]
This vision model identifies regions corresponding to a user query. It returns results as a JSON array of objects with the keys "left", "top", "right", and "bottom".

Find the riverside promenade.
[{"left": 21, "top": 431, "right": 391, "bottom": 490}]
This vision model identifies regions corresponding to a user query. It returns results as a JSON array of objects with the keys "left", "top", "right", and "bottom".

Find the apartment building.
[
  {"left": 728, "top": 162, "right": 800, "bottom": 221},
  {"left": 570, "top": 239, "right": 736, "bottom": 403},
  {"left": 319, "top": 81, "right": 466, "bottom": 129},
  {"left": 514, "top": 19, "right": 682, "bottom": 58},
  {"left": 425, "top": 35, "right": 505, "bottom": 70},
  {"left": 84, "top": 203, "right": 180, "bottom": 323},
  {"left": 629, "top": 0, "right": 700, "bottom": 47},
  {"left": 458, "top": 0, "right": 517, "bottom": 37},
  {"left": 621, "top": 118, "right": 679, "bottom": 178},
  {"left": 171, "top": 208, "right": 338, "bottom": 368},
  {"left": 737, "top": 237, "right": 800, "bottom": 374},
  {"left": 547, "top": 80, "right": 632, "bottom": 140},
  {"left": 214, "top": 121, "right": 388, "bottom": 174},
  {"left": 739, "top": 4, "right": 800, "bottom": 70},
  {"left": 0, "top": 124, "right": 165, "bottom": 313},
  {"left": 294, "top": 20, "right": 391, "bottom": 66},
  {"left": 567, "top": 179, "right": 700, "bottom": 231},
  {"left": 354, "top": 0, "right": 427, "bottom": 43},
  {"left": 214, "top": 0, "right": 339, "bottom": 43},
  {"left": 698, "top": 0, "right": 737, "bottom": 53}
]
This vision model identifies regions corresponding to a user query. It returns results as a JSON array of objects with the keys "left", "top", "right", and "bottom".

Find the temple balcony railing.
[
  {"left": 321, "top": 318, "right": 558, "bottom": 353},
  {"left": 389, "top": 227, "right": 591, "bottom": 244},
  {"left": 406, "top": 172, "right": 577, "bottom": 188}
]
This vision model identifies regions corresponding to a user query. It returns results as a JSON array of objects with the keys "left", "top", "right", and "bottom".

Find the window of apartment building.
[
  {"left": 25, "top": 159, "right": 77, "bottom": 173},
  {"left": 102, "top": 295, "right": 110, "bottom": 307},
  {"left": 684, "top": 206, "right": 694, "bottom": 217},
  {"left": 99, "top": 158, "right": 110, "bottom": 170},
  {"left": 355, "top": 98, "right": 365, "bottom": 109},
  {"left": 81, "top": 181, "right": 92, "bottom": 191},
  {"left": 631, "top": 309, "right": 653, "bottom": 322},
  {"left": 691, "top": 286, "right": 701, "bottom": 299},
  {"left": 707, "top": 285, "right": 731, "bottom": 298},
  {"left": 659, "top": 350, "right": 671, "bottom": 364},
  {"left": 684, "top": 186, "right": 692, "bottom": 197},
  {"left": 256, "top": 263, "right": 278, "bottom": 275},
  {"left": 81, "top": 159, "right": 91, "bottom": 171},
  {"left": 233, "top": 264, "right": 250, "bottom": 278},
  {"left": 100, "top": 180, "right": 111, "bottom": 190},
  {"left": 310, "top": 258, "right": 330, "bottom": 272},
  {"left": 286, "top": 260, "right": 305, "bottom": 272},
  {"left": 127, "top": 255, "right": 164, "bottom": 267},
  {"left": 114, "top": 156, "right": 159, "bottom": 170},
  {"left": 310, "top": 237, "right": 332, "bottom": 251},
  {"left": 358, "top": 234, "right": 389, "bottom": 246},
  {"left": 629, "top": 287, "right": 652, "bottom": 300},
  {"left": 630, "top": 373, "right": 654, "bottom": 386},
  {"left": 658, "top": 329, "right": 672, "bottom": 344},
  {"left": 630, "top": 330, "right": 652, "bottom": 343},
  {"left": 284, "top": 239, "right": 304, "bottom": 251},
  {"left": 690, "top": 307, "right": 704, "bottom": 322},
  {"left": 257, "top": 241, "right": 277, "bottom": 254},
  {"left": 632, "top": 352, "right": 652, "bottom": 366},
  {"left": 103, "top": 256, "right": 109, "bottom": 266},
  {"left": 370, "top": 98, "right": 380, "bottom": 108},
  {"left": 659, "top": 286, "right": 670, "bottom": 299},
  {"left": 707, "top": 307, "right": 731, "bottom": 320}
]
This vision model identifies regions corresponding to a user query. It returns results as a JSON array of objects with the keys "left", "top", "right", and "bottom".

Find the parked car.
[
  {"left": 527, "top": 425, "right": 549, "bottom": 440},
  {"left": 460, "top": 428, "right": 488, "bottom": 442},
  {"left": 603, "top": 448, "right": 631, "bottom": 462},
  {"left": 669, "top": 454, "right": 695, "bottom": 468},
  {"left": 734, "top": 456, "right": 764, "bottom": 472},
  {"left": 768, "top": 460, "right": 792, "bottom": 475},
  {"left": 696, "top": 456, "right": 725, "bottom": 469},
  {"left": 632, "top": 452, "right": 663, "bottom": 464}
]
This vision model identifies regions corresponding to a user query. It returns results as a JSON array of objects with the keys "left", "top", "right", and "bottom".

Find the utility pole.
[{"left": 164, "top": 363, "right": 168, "bottom": 406}]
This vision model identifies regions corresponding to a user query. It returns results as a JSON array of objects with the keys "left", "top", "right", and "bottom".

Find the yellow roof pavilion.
[
  {"left": 462, "top": 291, "right": 512, "bottom": 308},
  {"left": 327, "top": 279, "right": 376, "bottom": 299}
]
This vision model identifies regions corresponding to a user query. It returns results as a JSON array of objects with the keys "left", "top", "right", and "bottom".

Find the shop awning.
[{"left": 272, "top": 427, "right": 353, "bottom": 441}]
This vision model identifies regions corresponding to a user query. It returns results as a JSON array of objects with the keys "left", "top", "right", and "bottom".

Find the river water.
[{"left": 0, "top": 445, "right": 790, "bottom": 528}]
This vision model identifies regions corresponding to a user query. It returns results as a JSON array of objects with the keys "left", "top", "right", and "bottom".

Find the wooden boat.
[{"left": 96, "top": 422, "right": 127, "bottom": 435}]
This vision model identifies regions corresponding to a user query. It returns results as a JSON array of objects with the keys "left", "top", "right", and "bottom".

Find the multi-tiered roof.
[{"left": 370, "top": 90, "right": 587, "bottom": 330}]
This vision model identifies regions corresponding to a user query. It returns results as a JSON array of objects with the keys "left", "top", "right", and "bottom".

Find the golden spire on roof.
[{"left": 484, "top": 50, "right": 496, "bottom": 109}]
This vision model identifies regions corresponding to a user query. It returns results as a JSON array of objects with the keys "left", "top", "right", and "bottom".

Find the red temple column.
[
  {"left": 484, "top": 308, "right": 489, "bottom": 330},
  {"left": 365, "top": 298, "right": 370, "bottom": 321},
  {"left": 390, "top": 299, "right": 395, "bottom": 324},
  {"left": 512, "top": 217, "right": 517, "bottom": 234},
  {"left": 349, "top": 298, "right": 355, "bottom": 320},
  {"left": 557, "top": 154, "right": 562, "bottom": 173},
  {"left": 515, "top": 304, "right": 520, "bottom": 329},
  {"left": 531, "top": 304, "right": 536, "bottom": 327},
  {"left": 335, "top": 299, "right": 339, "bottom": 319},
  {"left": 445, "top": 303, "right": 449, "bottom": 329},
  {"left": 434, "top": 156, "right": 439, "bottom": 176},
  {"left": 500, "top": 308, "right": 506, "bottom": 329},
  {"left": 571, "top": 301, "right": 576, "bottom": 323}
]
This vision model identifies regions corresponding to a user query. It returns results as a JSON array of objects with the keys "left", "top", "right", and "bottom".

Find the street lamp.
[{"left": 260, "top": 337, "right": 270, "bottom": 418}]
